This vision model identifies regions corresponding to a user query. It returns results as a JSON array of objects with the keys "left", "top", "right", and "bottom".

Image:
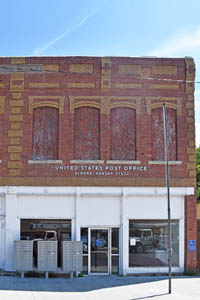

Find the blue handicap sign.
[
  {"left": 81, "top": 236, "right": 87, "bottom": 243},
  {"left": 188, "top": 240, "right": 196, "bottom": 251},
  {"left": 96, "top": 238, "right": 103, "bottom": 247}
]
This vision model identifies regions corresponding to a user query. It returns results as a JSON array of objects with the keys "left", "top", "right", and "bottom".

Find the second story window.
[
  {"left": 110, "top": 107, "right": 136, "bottom": 160},
  {"left": 74, "top": 107, "right": 100, "bottom": 160},
  {"left": 151, "top": 107, "right": 177, "bottom": 161},
  {"left": 32, "top": 107, "right": 59, "bottom": 160}
]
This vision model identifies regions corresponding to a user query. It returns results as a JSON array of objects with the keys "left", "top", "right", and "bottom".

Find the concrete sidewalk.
[{"left": 0, "top": 275, "right": 200, "bottom": 300}]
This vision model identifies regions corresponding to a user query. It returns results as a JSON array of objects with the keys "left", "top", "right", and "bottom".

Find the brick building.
[{"left": 0, "top": 56, "right": 197, "bottom": 275}]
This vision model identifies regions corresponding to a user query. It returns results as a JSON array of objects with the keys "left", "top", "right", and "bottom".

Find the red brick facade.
[{"left": 0, "top": 56, "right": 197, "bottom": 270}]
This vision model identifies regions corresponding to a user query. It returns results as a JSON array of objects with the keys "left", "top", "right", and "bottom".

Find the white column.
[
  {"left": 5, "top": 186, "right": 20, "bottom": 271},
  {"left": 0, "top": 195, "right": 6, "bottom": 269},
  {"left": 121, "top": 188, "right": 128, "bottom": 276},
  {"left": 179, "top": 197, "right": 185, "bottom": 270},
  {"left": 75, "top": 187, "right": 81, "bottom": 241}
]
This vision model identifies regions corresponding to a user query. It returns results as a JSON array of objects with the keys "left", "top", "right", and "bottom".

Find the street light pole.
[{"left": 163, "top": 103, "right": 172, "bottom": 294}]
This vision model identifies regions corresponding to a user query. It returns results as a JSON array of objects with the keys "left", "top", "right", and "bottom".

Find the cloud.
[
  {"left": 150, "top": 27, "right": 200, "bottom": 57},
  {"left": 33, "top": 1, "right": 105, "bottom": 55}
]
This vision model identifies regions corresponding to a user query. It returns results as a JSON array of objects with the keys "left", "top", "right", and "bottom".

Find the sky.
[{"left": 0, "top": 0, "right": 200, "bottom": 145}]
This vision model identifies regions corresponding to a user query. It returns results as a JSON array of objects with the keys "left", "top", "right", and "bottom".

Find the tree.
[{"left": 196, "top": 147, "right": 200, "bottom": 201}]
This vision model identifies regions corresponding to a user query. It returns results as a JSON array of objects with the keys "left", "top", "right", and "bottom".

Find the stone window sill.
[
  {"left": 70, "top": 160, "right": 104, "bottom": 164},
  {"left": 28, "top": 160, "right": 63, "bottom": 164},
  {"left": 106, "top": 160, "right": 141, "bottom": 164},
  {"left": 148, "top": 161, "right": 182, "bottom": 165}
]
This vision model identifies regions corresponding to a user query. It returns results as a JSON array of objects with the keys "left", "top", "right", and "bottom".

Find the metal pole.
[{"left": 163, "top": 104, "right": 172, "bottom": 294}]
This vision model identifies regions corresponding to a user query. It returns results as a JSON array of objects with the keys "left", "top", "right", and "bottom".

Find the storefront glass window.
[{"left": 129, "top": 220, "right": 179, "bottom": 267}]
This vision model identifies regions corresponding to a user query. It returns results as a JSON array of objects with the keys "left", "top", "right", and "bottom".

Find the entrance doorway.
[{"left": 81, "top": 227, "right": 119, "bottom": 275}]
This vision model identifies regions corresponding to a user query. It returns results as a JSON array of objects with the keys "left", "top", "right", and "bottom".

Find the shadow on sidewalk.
[
  {"left": 0, "top": 275, "right": 170, "bottom": 292},
  {"left": 0, "top": 275, "right": 199, "bottom": 293}
]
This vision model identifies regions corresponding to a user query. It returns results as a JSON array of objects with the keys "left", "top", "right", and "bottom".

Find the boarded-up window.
[
  {"left": 111, "top": 108, "right": 136, "bottom": 160},
  {"left": 152, "top": 108, "right": 177, "bottom": 160},
  {"left": 75, "top": 107, "right": 100, "bottom": 160},
  {"left": 32, "top": 107, "right": 58, "bottom": 160}
]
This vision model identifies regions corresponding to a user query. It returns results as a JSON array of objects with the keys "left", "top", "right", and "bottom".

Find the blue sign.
[
  {"left": 96, "top": 238, "right": 103, "bottom": 247},
  {"left": 188, "top": 240, "right": 196, "bottom": 251},
  {"left": 81, "top": 236, "right": 87, "bottom": 243}
]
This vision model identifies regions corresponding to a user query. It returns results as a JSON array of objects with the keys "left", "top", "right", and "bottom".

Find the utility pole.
[{"left": 163, "top": 103, "right": 172, "bottom": 294}]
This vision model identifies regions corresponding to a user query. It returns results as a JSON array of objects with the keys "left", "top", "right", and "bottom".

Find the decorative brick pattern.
[
  {"left": 10, "top": 138, "right": 20, "bottom": 145},
  {"left": 151, "top": 84, "right": 179, "bottom": 89},
  {"left": 10, "top": 73, "right": 24, "bottom": 92},
  {"left": 0, "top": 176, "right": 195, "bottom": 187},
  {"left": 184, "top": 58, "right": 197, "bottom": 271},
  {"left": 70, "top": 63, "right": 93, "bottom": 74},
  {"left": 8, "top": 73, "right": 24, "bottom": 176},
  {"left": 43, "top": 64, "right": 59, "bottom": 72},
  {"left": 8, "top": 130, "right": 22, "bottom": 137},
  {"left": 8, "top": 146, "right": 22, "bottom": 153},
  {"left": 0, "top": 57, "right": 195, "bottom": 185},
  {"left": 29, "top": 82, "right": 60, "bottom": 88},
  {"left": 10, "top": 153, "right": 21, "bottom": 160},
  {"left": 11, "top": 57, "right": 25, "bottom": 65},
  {"left": 185, "top": 58, "right": 196, "bottom": 178},
  {"left": 0, "top": 56, "right": 196, "bottom": 271},
  {"left": 145, "top": 96, "right": 182, "bottom": 116},
  {"left": 118, "top": 64, "right": 142, "bottom": 75},
  {"left": 69, "top": 96, "right": 141, "bottom": 115},
  {"left": 9, "top": 100, "right": 24, "bottom": 107},
  {"left": 10, "top": 107, "right": 21, "bottom": 114},
  {"left": 9, "top": 115, "right": 23, "bottom": 122},
  {"left": 116, "top": 83, "right": 142, "bottom": 89},
  {"left": 12, "top": 93, "right": 22, "bottom": 99},
  {"left": 151, "top": 65, "right": 177, "bottom": 75},
  {"left": 0, "top": 96, "right": 5, "bottom": 113},
  {"left": 28, "top": 96, "right": 65, "bottom": 114},
  {"left": 101, "top": 57, "right": 111, "bottom": 92},
  {"left": 10, "top": 122, "right": 21, "bottom": 130},
  {"left": 0, "top": 82, "right": 5, "bottom": 88},
  {"left": 68, "top": 82, "right": 95, "bottom": 88}
]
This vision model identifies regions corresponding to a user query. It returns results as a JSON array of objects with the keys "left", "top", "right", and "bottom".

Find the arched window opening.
[
  {"left": 110, "top": 107, "right": 136, "bottom": 160},
  {"left": 32, "top": 107, "right": 59, "bottom": 160},
  {"left": 152, "top": 107, "right": 177, "bottom": 161},
  {"left": 74, "top": 107, "right": 100, "bottom": 160}
]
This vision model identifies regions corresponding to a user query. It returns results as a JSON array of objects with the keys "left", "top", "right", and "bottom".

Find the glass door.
[
  {"left": 111, "top": 228, "right": 119, "bottom": 274},
  {"left": 80, "top": 227, "right": 119, "bottom": 275},
  {"left": 90, "top": 229, "right": 109, "bottom": 273}
]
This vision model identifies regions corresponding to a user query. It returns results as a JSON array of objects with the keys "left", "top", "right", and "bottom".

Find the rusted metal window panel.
[
  {"left": 152, "top": 108, "right": 177, "bottom": 161},
  {"left": 75, "top": 107, "right": 100, "bottom": 160},
  {"left": 32, "top": 107, "right": 58, "bottom": 160},
  {"left": 111, "top": 108, "right": 136, "bottom": 160}
]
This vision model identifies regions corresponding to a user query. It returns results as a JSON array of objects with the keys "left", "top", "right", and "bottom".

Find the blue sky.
[{"left": 1, "top": 0, "right": 200, "bottom": 144}]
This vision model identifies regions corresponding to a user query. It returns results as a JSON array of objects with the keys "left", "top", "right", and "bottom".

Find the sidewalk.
[{"left": 0, "top": 275, "right": 200, "bottom": 300}]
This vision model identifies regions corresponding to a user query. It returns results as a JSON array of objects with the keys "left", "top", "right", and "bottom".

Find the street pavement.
[{"left": 0, "top": 275, "right": 200, "bottom": 300}]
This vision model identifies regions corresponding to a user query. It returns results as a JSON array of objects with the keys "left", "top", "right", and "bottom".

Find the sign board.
[
  {"left": 188, "top": 240, "right": 196, "bottom": 252},
  {"left": 81, "top": 236, "right": 87, "bottom": 243},
  {"left": 130, "top": 238, "right": 136, "bottom": 246},
  {"left": 96, "top": 238, "right": 103, "bottom": 247}
]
